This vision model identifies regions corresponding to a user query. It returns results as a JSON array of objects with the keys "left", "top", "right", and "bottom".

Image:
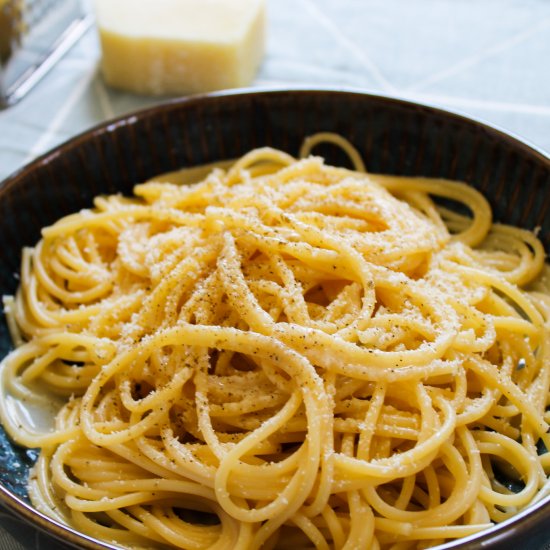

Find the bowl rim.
[
  {"left": 1, "top": 85, "right": 549, "bottom": 191},
  {"left": 0, "top": 86, "right": 549, "bottom": 549}
]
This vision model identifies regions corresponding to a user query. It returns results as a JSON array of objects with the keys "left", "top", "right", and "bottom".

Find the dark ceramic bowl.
[{"left": 0, "top": 88, "right": 549, "bottom": 550}]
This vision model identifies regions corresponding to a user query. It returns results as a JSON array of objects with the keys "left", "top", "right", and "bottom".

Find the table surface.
[{"left": 1, "top": 0, "right": 550, "bottom": 548}]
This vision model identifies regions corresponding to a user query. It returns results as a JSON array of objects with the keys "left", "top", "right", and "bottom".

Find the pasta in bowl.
[{"left": 0, "top": 130, "right": 549, "bottom": 550}]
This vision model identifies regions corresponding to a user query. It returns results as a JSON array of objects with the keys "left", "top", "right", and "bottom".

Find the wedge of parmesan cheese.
[{"left": 94, "top": 0, "right": 266, "bottom": 96}]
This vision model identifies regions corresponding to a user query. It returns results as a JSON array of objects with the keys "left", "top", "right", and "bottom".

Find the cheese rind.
[{"left": 94, "top": 0, "right": 266, "bottom": 96}]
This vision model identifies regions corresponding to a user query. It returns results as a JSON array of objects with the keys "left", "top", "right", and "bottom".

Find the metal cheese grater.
[{"left": 0, "top": 0, "right": 92, "bottom": 108}]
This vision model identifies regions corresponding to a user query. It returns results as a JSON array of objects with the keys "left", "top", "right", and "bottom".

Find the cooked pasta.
[{"left": 1, "top": 134, "right": 549, "bottom": 550}]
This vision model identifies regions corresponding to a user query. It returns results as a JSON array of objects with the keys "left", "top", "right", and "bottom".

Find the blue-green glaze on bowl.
[
  {"left": 0, "top": 436, "right": 37, "bottom": 501},
  {"left": 0, "top": 88, "right": 549, "bottom": 549}
]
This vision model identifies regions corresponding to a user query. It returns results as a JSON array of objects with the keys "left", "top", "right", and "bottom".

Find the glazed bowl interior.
[{"left": 0, "top": 88, "right": 549, "bottom": 550}]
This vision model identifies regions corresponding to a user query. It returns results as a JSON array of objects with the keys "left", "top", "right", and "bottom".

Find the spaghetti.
[{"left": 1, "top": 135, "right": 549, "bottom": 549}]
